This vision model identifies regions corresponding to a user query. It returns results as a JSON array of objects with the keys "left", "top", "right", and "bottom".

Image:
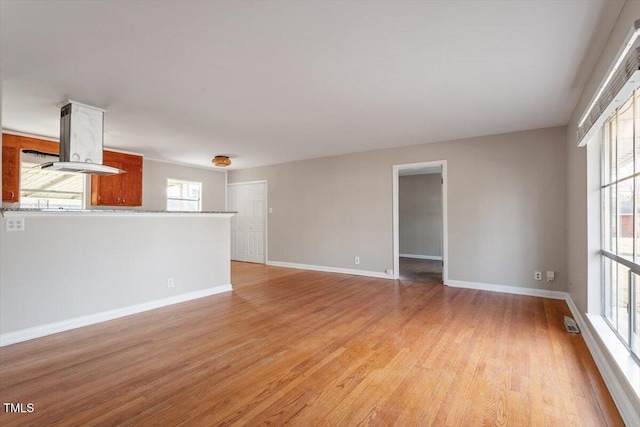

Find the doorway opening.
[
  {"left": 227, "top": 180, "right": 268, "bottom": 264},
  {"left": 393, "top": 161, "right": 447, "bottom": 284}
]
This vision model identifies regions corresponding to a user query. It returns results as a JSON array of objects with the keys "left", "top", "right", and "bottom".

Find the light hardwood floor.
[
  {"left": 399, "top": 257, "right": 443, "bottom": 283},
  {"left": 0, "top": 262, "right": 623, "bottom": 426}
]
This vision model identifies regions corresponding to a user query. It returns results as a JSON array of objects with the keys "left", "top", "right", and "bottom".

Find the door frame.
[
  {"left": 227, "top": 180, "right": 269, "bottom": 264},
  {"left": 392, "top": 160, "right": 448, "bottom": 282}
]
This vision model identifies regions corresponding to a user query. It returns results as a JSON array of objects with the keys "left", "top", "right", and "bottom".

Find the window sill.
[{"left": 586, "top": 314, "right": 640, "bottom": 401}]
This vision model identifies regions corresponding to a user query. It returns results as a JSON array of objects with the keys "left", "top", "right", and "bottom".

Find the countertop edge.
[{"left": 0, "top": 209, "right": 237, "bottom": 218}]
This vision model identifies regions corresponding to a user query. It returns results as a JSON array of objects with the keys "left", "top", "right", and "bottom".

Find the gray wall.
[
  {"left": 229, "top": 125, "right": 567, "bottom": 290},
  {"left": 0, "top": 214, "right": 231, "bottom": 334},
  {"left": 142, "top": 159, "right": 226, "bottom": 211},
  {"left": 399, "top": 174, "right": 442, "bottom": 257}
]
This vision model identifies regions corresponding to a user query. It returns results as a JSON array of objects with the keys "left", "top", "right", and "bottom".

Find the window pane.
[
  {"left": 20, "top": 163, "right": 83, "bottom": 210},
  {"left": 603, "top": 186, "right": 612, "bottom": 252},
  {"left": 617, "top": 96, "right": 634, "bottom": 180},
  {"left": 636, "top": 177, "right": 640, "bottom": 264},
  {"left": 603, "top": 117, "right": 612, "bottom": 184},
  {"left": 181, "top": 200, "right": 199, "bottom": 211},
  {"left": 636, "top": 89, "right": 640, "bottom": 175},
  {"left": 167, "top": 183, "right": 181, "bottom": 198},
  {"left": 167, "top": 178, "right": 201, "bottom": 211},
  {"left": 616, "top": 263, "right": 630, "bottom": 345},
  {"left": 610, "top": 113, "right": 617, "bottom": 182},
  {"left": 603, "top": 257, "right": 614, "bottom": 323},
  {"left": 610, "top": 183, "right": 618, "bottom": 255},
  {"left": 633, "top": 273, "right": 639, "bottom": 356},
  {"left": 617, "top": 179, "right": 633, "bottom": 259}
]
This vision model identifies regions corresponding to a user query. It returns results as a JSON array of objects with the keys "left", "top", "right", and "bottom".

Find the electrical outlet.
[
  {"left": 534, "top": 271, "right": 542, "bottom": 281},
  {"left": 5, "top": 218, "right": 25, "bottom": 232},
  {"left": 168, "top": 277, "right": 174, "bottom": 288},
  {"left": 546, "top": 271, "right": 555, "bottom": 282},
  {"left": 355, "top": 256, "right": 360, "bottom": 265},
  {"left": 385, "top": 269, "right": 393, "bottom": 275}
]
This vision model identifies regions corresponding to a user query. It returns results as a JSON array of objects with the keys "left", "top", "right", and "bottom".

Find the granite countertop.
[{"left": 0, "top": 208, "right": 237, "bottom": 216}]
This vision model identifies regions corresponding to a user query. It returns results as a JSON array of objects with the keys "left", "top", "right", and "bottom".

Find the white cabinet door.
[{"left": 228, "top": 182, "right": 266, "bottom": 263}]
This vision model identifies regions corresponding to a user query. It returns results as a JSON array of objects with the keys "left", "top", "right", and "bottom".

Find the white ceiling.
[{"left": 0, "top": 0, "right": 625, "bottom": 170}]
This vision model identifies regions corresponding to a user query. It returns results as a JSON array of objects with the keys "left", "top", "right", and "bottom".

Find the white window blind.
[{"left": 577, "top": 20, "right": 640, "bottom": 147}]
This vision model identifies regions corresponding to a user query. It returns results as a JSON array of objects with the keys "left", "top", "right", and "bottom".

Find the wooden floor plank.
[{"left": 0, "top": 261, "right": 623, "bottom": 426}]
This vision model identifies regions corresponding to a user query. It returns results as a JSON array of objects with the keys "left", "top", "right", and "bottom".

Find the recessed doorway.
[{"left": 393, "top": 161, "right": 447, "bottom": 284}]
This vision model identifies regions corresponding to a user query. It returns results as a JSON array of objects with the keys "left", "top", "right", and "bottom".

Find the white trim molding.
[
  {"left": 445, "top": 279, "right": 567, "bottom": 300},
  {"left": 267, "top": 261, "right": 393, "bottom": 279},
  {"left": 393, "top": 160, "right": 448, "bottom": 283},
  {"left": 0, "top": 285, "right": 233, "bottom": 347},
  {"left": 399, "top": 254, "right": 443, "bottom": 261},
  {"left": 565, "top": 303, "right": 640, "bottom": 425}
]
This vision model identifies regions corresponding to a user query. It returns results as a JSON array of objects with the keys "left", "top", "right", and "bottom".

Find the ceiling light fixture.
[{"left": 212, "top": 155, "right": 231, "bottom": 167}]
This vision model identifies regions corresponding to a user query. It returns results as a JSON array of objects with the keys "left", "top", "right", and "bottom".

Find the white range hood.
[{"left": 39, "top": 100, "right": 123, "bottom": 176}]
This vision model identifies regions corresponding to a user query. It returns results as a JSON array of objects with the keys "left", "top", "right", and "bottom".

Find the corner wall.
[{"left": 229, "top": 125, "right": 567, "bottom": 292}]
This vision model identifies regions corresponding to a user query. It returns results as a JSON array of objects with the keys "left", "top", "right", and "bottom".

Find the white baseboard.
[
  {"left": 564, "top": 298, "right": 640, "bottom": 426},
  {"left": 267, "top": 260, "right": 392, "bottom": 279},
  {"left": 0, "top": 284, "right": 233, "bottom": 347},
  {"left": 444, "top": 279, "right": 567, "bottom": 300},
  {"left": 399, "top": 254, "right": 442, "bottom": 260}
]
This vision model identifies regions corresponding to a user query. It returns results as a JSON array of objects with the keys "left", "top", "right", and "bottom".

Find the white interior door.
[{"left": 228, "top": 181, "right": 266, "bottom": 263}]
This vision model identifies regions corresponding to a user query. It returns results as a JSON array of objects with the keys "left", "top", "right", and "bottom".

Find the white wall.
[
  {"left": 0, "top": 213, "right": 231, "bottom": 336},
  {"left": 229, "top": 126, "right": 567, "bottom": 291},
  {"left": 399, "top": 174, "right": 442, "bottom": 257}
]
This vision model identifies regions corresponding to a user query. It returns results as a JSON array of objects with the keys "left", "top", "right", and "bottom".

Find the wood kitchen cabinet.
[
  {"left": 2, "top": 136, "right": 20, "bottom": 202},
  {"left": 2, "top": 134, "right": 60, "bottom": 203},
  {"left": 91, "top": 151, "right": 143, "bottom": 206}
]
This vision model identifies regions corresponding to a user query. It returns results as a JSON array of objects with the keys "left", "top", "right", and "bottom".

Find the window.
[
  {"left": 601, "top": 88, "right": 640, "bottom": 360},
  {"left": 20, "top": 151, "right": 84, "bottom": 210},
  {"left": 167, "top": 179, "right": 202, "bottom": 211}
]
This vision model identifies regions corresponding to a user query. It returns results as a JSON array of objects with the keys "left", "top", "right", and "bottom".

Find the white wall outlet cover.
[
  {"left": 385, "top": 269, "right": 393, "bottom": 275},
  {"left": 5, "top": 218, "right": 25, "bottom": 232},
  {"left": 534, "top": 271, "right": 542, "bottom": 280}
]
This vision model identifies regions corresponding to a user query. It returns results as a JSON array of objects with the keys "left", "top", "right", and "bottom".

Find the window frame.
[
  {"left": 601, "top": 88, "right": 640, "bottom": 363},
  {"left": 166, "top": 178, "right": 203, "bottom": 212},
  {"left": 19, "top": 150, "right": 86, "bottom": 210}
]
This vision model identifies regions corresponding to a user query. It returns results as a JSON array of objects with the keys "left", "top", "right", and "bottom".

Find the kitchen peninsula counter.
[
  {"left": 0, "top": 207, "right": 235, "bottom": 345},
  {"left": 0, "top": 208, "right": 236, "bottom": 217}
]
